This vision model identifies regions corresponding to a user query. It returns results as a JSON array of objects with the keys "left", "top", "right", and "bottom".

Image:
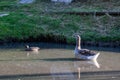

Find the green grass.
[
  {"left": 0, "top": 12, "right": 120, "bottom": 43},
  {"left": 0, "top": 0, "right": 120, "bottom": 44}
]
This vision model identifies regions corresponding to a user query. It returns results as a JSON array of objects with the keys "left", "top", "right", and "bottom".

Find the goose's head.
[{"left": 73, "top": 34, "right": 81, "bottom": 40}]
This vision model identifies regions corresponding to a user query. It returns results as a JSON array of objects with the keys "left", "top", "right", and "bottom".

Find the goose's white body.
[
  {"left": 74, "top": 35, "right": 100, "bottom": 60},
  {"left": 74, "top": 50, "right": 100, "bottom": 60}
]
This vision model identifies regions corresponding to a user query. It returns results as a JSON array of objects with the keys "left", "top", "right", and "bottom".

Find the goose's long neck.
[{"left": 76, "top": 36, "right": 81, "bottom": 50}]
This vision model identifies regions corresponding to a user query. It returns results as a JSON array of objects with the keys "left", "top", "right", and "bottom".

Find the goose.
[
  {"left": 25, "top": 45, "right": 40, "bottom": 52},
  {"left": 74, "top": 35, "right": 100, "bottom": 60}
]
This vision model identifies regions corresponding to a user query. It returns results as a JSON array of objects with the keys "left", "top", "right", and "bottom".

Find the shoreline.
[{"left": 0, "top": 37, "right": 120, "bottom": 48}]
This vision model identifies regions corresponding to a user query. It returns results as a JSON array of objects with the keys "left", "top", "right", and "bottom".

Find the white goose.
[{"left": 74, "top": 35, "right": 100, "bottom": 60}]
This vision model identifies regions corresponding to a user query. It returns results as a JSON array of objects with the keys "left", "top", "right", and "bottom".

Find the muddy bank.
[
  {"left": 82, "top": 41, "right": 120, "bottom": 48},
  {"left": 0, "top": 34, "right": 119, "bottom": 48}
]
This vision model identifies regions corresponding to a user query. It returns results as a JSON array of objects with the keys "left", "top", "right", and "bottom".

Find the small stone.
[
  {"left": 0, "top": 13, "right": 9, "bottom": 17},
  {"left": 19, "top": 0, "right": 35, "bottom": 4},
  {"left": 51, "top": 0, "right": 72, "bottom": 4}
]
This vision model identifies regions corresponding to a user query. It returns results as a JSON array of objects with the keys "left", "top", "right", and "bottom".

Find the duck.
[
  {"left": 74, "top": 35, "right": 100, "bottom": 60},
  {"left": 25, "top": 45, "right": 40, "bottom": 52}
]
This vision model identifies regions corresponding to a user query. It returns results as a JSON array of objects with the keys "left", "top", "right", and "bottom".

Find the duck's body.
[
  {"left": 25, "top": 45, "right": 40, "bottom": 52},
  {"left": 74, "top": 35, "right": 100, "bottom": 60}
]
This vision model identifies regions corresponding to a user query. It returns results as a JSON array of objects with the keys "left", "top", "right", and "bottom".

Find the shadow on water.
[
  {"left": 0, "top": 58, "right": 88, "bottom": 62},
  {"left": 40, "top": 58, "right": 76, "bottom": 62},
  {"left": 40, "top": 58, "right": 90, "bottom": 62}
]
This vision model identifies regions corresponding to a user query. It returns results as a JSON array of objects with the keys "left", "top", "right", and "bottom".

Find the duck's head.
[{"left": 25, "top": 45, "right": 29, "bottom": 48}]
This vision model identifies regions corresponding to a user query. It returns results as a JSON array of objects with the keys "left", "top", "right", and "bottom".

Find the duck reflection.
[{"left": 26, "top": 51, "right": 39, "bottom": 56}]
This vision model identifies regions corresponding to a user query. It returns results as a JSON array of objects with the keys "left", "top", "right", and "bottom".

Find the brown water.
[{"left": 0, "top": 42, "right": 120, "bottom": 80}]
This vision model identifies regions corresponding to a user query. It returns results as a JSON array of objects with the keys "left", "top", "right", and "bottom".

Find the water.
[{"left": 0, "top": 42, "right": 120, "bottom": 80}]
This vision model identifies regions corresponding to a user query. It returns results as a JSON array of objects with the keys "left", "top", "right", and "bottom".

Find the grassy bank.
[{"left": 0, "top": 0, "right": 120, "bottom": 47}]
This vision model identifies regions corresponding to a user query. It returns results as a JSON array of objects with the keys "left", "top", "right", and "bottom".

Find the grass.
[{"left": 0, "top": 0, "right": 120, "bottom": 45}]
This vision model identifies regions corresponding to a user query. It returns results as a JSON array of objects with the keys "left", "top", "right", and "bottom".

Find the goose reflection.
[
  {"left": 87, "top": 59, "right": 100, "bottom": 68},
  {"left": 74, "top": 59, "right": 100, "bottom": 69},
  {"left": 74, "top": 59, "right": 100, "bottom": 80}
]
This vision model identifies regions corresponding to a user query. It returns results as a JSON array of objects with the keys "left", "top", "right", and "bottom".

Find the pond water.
[{"left": 0, "top": 42, "right": 120, "bottom": 80}]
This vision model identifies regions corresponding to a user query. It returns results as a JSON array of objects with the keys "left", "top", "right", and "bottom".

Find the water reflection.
[
  {"left": 50, "top": 59, "right": 100, "bottom": 80},
  {"left": 26, "top": 51, "right": 39, "bottom": 56},
  {"left": 51, "top": 63, "right": 76, "bottom": 80},
  {"left": 74, "top": 59, "right": 100, "bottom": 80},
  {"left": 74, "top": 59, "right": 100, "bottom": 69},
  {"left": 88, "top": 59, "right": 100, "bottom": 68}
]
